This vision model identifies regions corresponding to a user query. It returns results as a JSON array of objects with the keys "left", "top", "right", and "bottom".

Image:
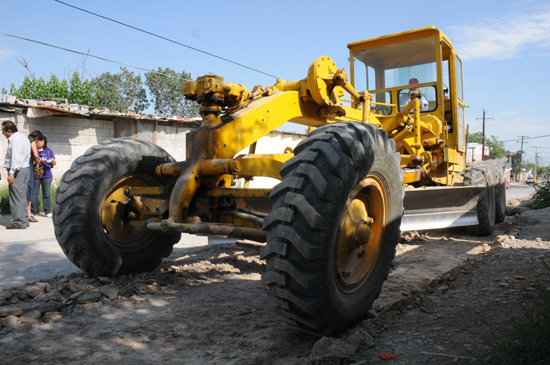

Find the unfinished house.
[{"left": 0, "top": 95, "right": 200, "bottom": 187}]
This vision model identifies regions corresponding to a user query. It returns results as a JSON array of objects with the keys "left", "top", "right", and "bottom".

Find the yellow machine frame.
[{"left": 140, "top": 27, "right": 470, "bottom": 240}]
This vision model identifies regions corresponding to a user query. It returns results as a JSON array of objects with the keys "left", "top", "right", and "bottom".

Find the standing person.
[
  {"left": 2, "top": 121, "right": 31, "bottom": 229},
  {"left": 27, "top": 130, "right": 42, "bottom": 222},
  {"left": 33, "top": 135, "right": 56, "bottom": 217}
]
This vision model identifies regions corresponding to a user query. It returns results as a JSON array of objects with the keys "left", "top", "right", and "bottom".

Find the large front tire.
[
  {"left": 53, "top": 138, "right": 181, "bottom": 277},
  {"left": 261, "top": 122, "right": 403, "bottom": 336}
]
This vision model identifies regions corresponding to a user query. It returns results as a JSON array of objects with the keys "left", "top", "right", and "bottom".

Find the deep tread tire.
[
  {"left": 464, "top": 161, "right": 496, "bottom": 236},
  {"left": 53, "top": 138, "right": 181, "bottom": 277},
  {"left": 261, "top": 122, "right": 404, "bottom": 336},
  {"left": 490, "top": 160, "right": 506, "bottom": 223}
]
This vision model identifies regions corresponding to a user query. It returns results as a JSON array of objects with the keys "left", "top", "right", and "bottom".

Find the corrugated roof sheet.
[{"left": 0, "top": 94, "right": 202, "bottom": 125}]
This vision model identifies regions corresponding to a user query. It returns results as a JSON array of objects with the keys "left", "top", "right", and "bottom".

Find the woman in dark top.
[
  {"left": 27, "top": 130, "right": 42, "bottom": 222},
  {"left": 34, "top": 135, "right": 56, "bottom": 217}
]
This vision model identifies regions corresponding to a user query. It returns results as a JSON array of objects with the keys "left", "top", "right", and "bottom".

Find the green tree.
[
  {"left": 48, "top": 75, "right": 70, "bottom": 100},
  {"left": 145, "top": 67, "right": 199, "bottom": 118},
  {"left": 2, "top": 72, "right": 98, "bottom": 106},
  {"left": 91, "top": 67, "right": 149, "bottom": 113},
  {"left": 511, "top": 153, "right": 523, "bottom": 177},
  {"left": 468, "top": 132, "right": 507, "bottom": 158}
]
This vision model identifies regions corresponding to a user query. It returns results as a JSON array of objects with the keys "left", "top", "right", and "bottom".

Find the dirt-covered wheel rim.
[
  {"left": 100, "top": 174, "right": 159, "bottom": 252},
  {"left": 335, "top": 176, "right": 387, "bottom": 294}
]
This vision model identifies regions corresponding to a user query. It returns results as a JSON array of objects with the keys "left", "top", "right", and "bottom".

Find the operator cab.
[{"left": 347, "top": 27, "right": 466, "bottom": 153}]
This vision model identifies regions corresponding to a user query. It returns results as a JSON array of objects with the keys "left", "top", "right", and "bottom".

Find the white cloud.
[
  {"left": 451, "top": 5, "right": 550, "bottom": 60},
  {"left": 0, "top": 44, "right": 17, "bottom": 62}
]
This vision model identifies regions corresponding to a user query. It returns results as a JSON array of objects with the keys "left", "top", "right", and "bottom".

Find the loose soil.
[{"left": 1, "top": 198, "right": 550, "bottom": 364}]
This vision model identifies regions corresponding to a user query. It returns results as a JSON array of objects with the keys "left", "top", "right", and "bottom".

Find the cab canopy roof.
[{"left": 347, "top": 27, "right": 454, "bottom": 69}]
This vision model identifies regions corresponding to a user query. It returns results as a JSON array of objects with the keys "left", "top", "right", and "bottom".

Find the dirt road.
[
  {"left": 0, "top": 215, "right": 210, "bottom": 289},
  {"left": 1, "top": 197, "right": 549, "bottom": 364},
  {"left": 0, "top": 183, "right": 535, "bottom": 289}
]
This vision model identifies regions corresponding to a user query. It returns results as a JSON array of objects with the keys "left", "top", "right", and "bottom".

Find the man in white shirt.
[
  {"left": 399, "top": 78, "right": 430, "bottom": 112},
  {"left": 2, "top": 121, "right": 31, "bottom": 229}
]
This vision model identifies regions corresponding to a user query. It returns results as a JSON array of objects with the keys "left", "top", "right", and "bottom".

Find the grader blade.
[{"left": 401, "top": 186, "right": 485, "bottom": 231}]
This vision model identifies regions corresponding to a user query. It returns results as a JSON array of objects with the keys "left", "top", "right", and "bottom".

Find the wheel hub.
[
  {"left": 100, "top": 175, "right": 159, "bottom": 252},
  {"left": 336, "top": 177, "right": 387, "bottom": 293}
]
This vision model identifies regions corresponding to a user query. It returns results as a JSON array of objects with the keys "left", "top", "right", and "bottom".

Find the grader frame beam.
[{"left": 157, "top": 36, "right": 454, "bottom": 235}]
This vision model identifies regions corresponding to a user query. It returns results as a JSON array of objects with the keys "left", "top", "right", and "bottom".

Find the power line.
[
  {"left": 502, "top": 134, "right": 550, "bottom": 143},
  {"left": 0, "top": 32, "right": 192, "bottom": 81},
  {"left": 54, "top": 0, "right": 279, "bottom": 79}
]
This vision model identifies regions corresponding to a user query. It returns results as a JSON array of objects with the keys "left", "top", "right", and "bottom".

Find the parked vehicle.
[
  {"left": 53, "top": 26, "right": 504, "bottom": 336},
  {"left": 526, "top": 177, "right": 535, "bottom": 185}
]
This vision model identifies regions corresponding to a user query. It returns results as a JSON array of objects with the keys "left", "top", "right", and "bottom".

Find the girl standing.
[
  {"left": 34, "top": 135, "right": 56, "bottom": 217},
  {"left": 27, "top": 130, "right": 42, "bottom": 222}
]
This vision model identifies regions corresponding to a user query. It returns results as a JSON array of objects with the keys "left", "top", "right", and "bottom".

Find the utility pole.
[
  {"left": 533, "top": 146, "right": 541, "bottom": 180},
  {"left": 476, "top": 109, "right": 493, "bottom": 160},
  {"left": 517, "top": 135, "right": 528, "bottom": 182}
]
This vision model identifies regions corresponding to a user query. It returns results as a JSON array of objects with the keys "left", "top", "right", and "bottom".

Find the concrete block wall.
[
  {"left": 156, "top": 123, "right": 193, "bottom": 161},
  {"left": 1, "top": 113, "right": 196, "bottom": 188}
]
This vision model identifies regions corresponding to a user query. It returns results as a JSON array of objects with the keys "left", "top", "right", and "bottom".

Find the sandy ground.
[
  {"left": 1, "top": 186, "right": 548, "bottom": 364},
  {"left": 0, "top": 215, "right": 212, "bottom": 289}
]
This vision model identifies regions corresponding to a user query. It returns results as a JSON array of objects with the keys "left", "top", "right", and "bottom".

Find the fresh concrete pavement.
[{"left": 0, "top": 214, "right": 209, "bottom": 289}]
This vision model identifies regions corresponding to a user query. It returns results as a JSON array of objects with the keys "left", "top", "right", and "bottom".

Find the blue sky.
[{"left": 1, "top": 0, "right": 549, "bottom": 165}]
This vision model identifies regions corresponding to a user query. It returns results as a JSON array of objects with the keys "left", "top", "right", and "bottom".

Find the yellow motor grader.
[{"left": 53, "top": 26, "right": 506, "bottom": 336}]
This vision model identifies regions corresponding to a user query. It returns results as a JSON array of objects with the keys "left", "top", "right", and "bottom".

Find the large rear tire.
[
  {"left": 490, "top": 161, "right": 506, "bottom": 223},
  {"left": 464, "top": 161, "right": 496, "bottom": 236},
  {"left": 53, "top": 138, "right": 181, "bottom": 277},
  {"left": 261, "top": 122, "right": 403, "bottom": 336}
]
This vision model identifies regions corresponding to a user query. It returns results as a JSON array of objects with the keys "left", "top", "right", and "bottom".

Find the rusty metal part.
[
  {"left": 125, "top": 186, "right": 172, "bottom": 196},
  {"left": 236, "top": 239, "right": 266, "bottom": 252},
  {"left": 183, "top": 73, "right": 250, "bottom": 111},
  {"left": 158, "top": 156, "right": 283, "bottom": 180},
  {"left": 167, "top": 127, "right": 214, "bottom": 223},
  {"left": 200, "top": 111, "right": 222, "bottom": 128},
  {"left": 236, "top": 206, "right": 269, "bottom": 218},
  {"left": 156, "top": 161, "right": 186, "bottom": 177},
  {"left": 147, "top": 221, "right": 267, "bottom": 242},
  {"left": 127, "top": 217, "right": 162, "bottom": 232},
  {"left": 167, "top": 163, "right": 200, "bottom": 223},
  {"left": 99, "top": 174, "right": 160, "bottom": 252},
  {"left": 140, "top": 197, "right": 170, "bottom": 216},
  {"left": 196, "top": 188, "right": 271, "bottom": 200},
  {"left": 198, "top": 159, "right": 242, "bottom": 175},
  {"left": 411, "top": 155, "right": 424, "bottom": 165},
  {"left": 220, "top": 210, "right": 264, "bottom": 227},
  {"left": 318, "top": 106, "right": 346, "bottom": 118},
  {"left": 333, "top": 68, "right": 363, "bottom": 106}
]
